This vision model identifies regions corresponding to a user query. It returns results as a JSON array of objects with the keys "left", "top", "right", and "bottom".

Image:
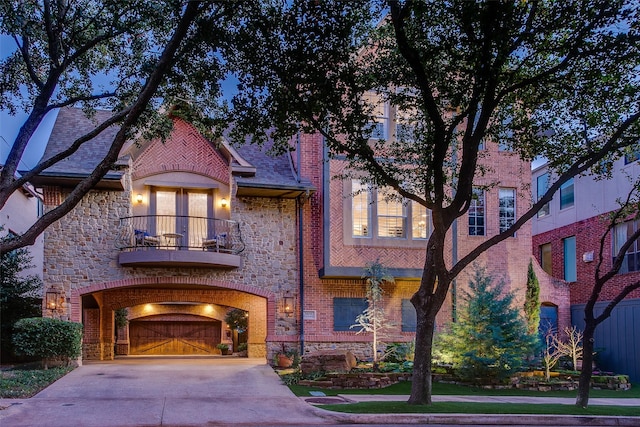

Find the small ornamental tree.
[
  {"left": 224, "top": 308, "right": 248, "bottom": 333},
  {"left": 13, "top": 317, "right": 83, "bottom": 369},
  {"left": 542, "top": 329, "right": 564, "bottom": 381},
  {"left": 352, "top": 259, "right": 395, "bottom": 367},
  {"left": 524, "top": 260, "right": 540, "bottom": 337},
  {"left": 437, "top": 265, "right": 537, "bottom": 383},
  {"left": 0, "top": 232, "right": 42, "bottom": 362},
  {"left": 558, "top": 326, "right": 583, "bottom": 372}
]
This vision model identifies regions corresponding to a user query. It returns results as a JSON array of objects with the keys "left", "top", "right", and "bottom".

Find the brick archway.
[{"left": 72, "top": 277, "right": 275, "bottom": 360}]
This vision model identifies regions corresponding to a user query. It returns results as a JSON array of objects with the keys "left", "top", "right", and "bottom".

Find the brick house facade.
[
  {"left": 531, "top": 158, "right": 640, "bottom": 382},
  {"left": 297, "top": 132, "right": 570, "bottom": 358},
  {"left": 34, "top": 106, "right": 568, "bottom": 362}
]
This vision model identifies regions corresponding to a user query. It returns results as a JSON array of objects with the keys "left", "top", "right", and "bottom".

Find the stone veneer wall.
[{"left": 42, "top": 183, "right": 302, "bottom": 359}]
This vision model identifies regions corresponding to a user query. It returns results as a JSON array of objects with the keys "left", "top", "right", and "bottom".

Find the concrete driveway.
[{"left": 0, "top": 356, "right": 336, "bottom": 427}]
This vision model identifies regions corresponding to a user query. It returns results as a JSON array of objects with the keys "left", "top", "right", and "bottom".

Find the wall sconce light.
[
  {"left": 221, "top": 198, "right": 227, "bottom": 208},
  {"left": 283, "top": 296, "right": 294, "bottom": 317},
  {"left": 46, "top": 289, "right": 62, "bottom": 311},
  {"left": 136, "top": 194, "right": 143, "bottom": 204}
]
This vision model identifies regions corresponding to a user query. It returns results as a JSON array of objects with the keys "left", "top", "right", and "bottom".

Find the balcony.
[{"left": 116, "top": 215, "right": 244, "bottom": 268}]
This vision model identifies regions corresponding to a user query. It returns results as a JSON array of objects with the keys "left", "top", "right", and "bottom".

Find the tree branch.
[{"left": 0, "top": 1, "right": 205, "bottom": 254}]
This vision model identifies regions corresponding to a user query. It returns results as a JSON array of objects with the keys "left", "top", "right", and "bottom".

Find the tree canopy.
[
  {"left": 0, "top": 0, "right": 235, "bottom": 253},
  {"left": 223, "top": 0, "right": 640, "bottom": 404},
  {"left": 2, "top": 0, "right": 639, "bottom": 407}
]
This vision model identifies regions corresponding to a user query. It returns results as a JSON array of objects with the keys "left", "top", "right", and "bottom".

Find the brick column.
[
  {"left": 115, "top": 322, "right": 130, "bottom": 356},
  {"left": 83, "top": 309, "right": 101, "bottom": 360},
  {"left": 101, "top": 308, "right": 115, "bottom": 360}
]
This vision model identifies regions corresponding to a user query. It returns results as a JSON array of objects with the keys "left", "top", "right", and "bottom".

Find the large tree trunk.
[
  {"left": 575, "top": 323, "right": 596, "bottom": 408},
  {"left": 408, "top": 303, "right": 436, "bottom": 405}
]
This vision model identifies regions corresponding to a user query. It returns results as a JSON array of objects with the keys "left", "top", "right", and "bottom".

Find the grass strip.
[
  {"left": 315, "top": 401, "right": 640, "bottom": 416},
  {"left": 0, "top": 367, "right": 74, "bottom": 398},
  {"left": 288, "top": 380, "right": 640, "bottom": 398}
]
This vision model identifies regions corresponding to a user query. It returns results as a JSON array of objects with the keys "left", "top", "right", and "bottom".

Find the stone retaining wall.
[{"left": 298, "top": 372, "right": 412, "bottom": 389}]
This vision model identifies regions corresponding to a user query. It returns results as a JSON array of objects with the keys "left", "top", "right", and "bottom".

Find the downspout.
[
  {"left": 290, "top": 129, "right": 305, "bottom": 355},
  {"left": 298, "top": 195, "right": 305, "bottom": 355},
  {"left": 451, "top": 138, "right": 458, "bottom": 323},
  {"left": 451, "top": 219, "right": 457, "bottom": 322}
]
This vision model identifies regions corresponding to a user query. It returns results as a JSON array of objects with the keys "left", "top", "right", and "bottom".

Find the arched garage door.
[{"left": 130, "top": 318, "right": 221, "bottom": 355}]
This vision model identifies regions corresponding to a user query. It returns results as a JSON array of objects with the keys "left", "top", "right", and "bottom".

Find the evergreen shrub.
[{"left": 13, "top": 317, "right": 83, "bottom": 368}]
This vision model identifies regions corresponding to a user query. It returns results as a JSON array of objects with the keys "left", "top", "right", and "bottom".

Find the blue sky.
[{"left": 0, "top": 34, "right": 56, "bottom": 169}]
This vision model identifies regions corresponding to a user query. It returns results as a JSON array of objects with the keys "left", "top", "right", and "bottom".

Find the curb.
[{"left": 313, "top": 410, "right": 640, "bottom": 426}]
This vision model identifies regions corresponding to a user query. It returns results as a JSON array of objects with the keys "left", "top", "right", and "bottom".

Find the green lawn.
[
  {"left": 289, "top": 380, "right": 640, "bottom": 398},
  {"left": 315, "top": 401, "right": 640, "bottom": 416},
  {"left": 0, "top": 367, "right": 74, "bottom": 398}
]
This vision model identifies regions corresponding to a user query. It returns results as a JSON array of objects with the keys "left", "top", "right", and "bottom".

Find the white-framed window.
[
  {"left": 352, "top": 180, "right": 371, "bottom": 237},
  {"left": 499, "top": 188, "right": 516, "bottom": 234},
  {"left": 149, "top": 187, "right": 214, "bottom": 249},
  {"left": 363, "top": 91, "right": 388, "bottom": 140},
  {"left": 412, "top": 202, "right": 431, "bottom": 239},
  {"left": 395, "top": 106, "right": 417, "bottom": 142},
  {"left": 349, "top": 181, "right": 431, "bottom": 242},
  {"left": 468, "top": 187, "right": 485, "bottom": 236},
  {"left": 377, "top": 187, "right": 406, "bottom": 238}
]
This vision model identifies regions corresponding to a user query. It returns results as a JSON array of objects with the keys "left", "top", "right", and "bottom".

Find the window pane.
[
  {"left": 539, "top": 304, "right": 558, "bottom": 337},
  {"left": 363, "top": 91, "right": 388, "bottom": 139},
  {"left": 499, "top": 188, "right": 515, "bottom": 233},
  {"left": 155, "top": 190, "right": 176, "bottom": 236},
  {"left": 613, "top": 220, "right": 640, "bottom": 273},
  {"left": 412, "top": 202, "right": 430, "bottom": 239},
  {"left": 540, "top": 243, "right": 552, "bottom": 275},
  {"left": 333, "top": 298, "right": 367, "bottom": 331},
  {"left": 401, "top": 299, "right": 417, "bottom": 332},
  {"left": 560, "top": 178, "right": 574, "bottom": 209},
  {"left": 377, "top": 188, "right": 405, "bottom": 238},
  {"left": 563, "top": 236, "right": 577, "bottom": 282},
  {"left": 396, "top": 105, "right": 416, "bottom": 142},
  {"left": 468, "top": 188, "right": 485, "bottom": 236},
  {"left": 188, "top": 192, "right": 208, "bottom": 248},
  {"left": 537, "top": 173, "right": 549, "bottom": 217},
  {"left": 352, "top": 180, "right": 370, "bottom": 237},
  {"left": 624, "top": 148, "right": 640, "bottom": 164}
]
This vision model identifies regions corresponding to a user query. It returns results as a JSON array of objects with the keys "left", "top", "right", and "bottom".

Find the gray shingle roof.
[
  {"left": 233, "top": 141, "right": 314, "bottom": 196},
  {"left": 40, "top": 107, "right": 121, "bottom": 176},
  {"left": 37, "top": 107, "right": 314, "bottom": 196}
]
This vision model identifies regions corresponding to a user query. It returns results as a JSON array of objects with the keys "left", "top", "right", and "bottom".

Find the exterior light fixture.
[
  {"left": 136, "top": 194, "right": 143, "bottom": 204},
  {"left": 221, "top": 198, "right": 227, "bottom": 208},
  {"left": 46, "top": 289, "right": 62, "bottom": 311},
  {"left": 283, "top": 296, "right": 294, "bottom": 317}
]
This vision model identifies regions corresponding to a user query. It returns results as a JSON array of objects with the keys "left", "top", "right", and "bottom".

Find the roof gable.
[{"left": 131, "top": 119, "right": 229, "bottom": 184}]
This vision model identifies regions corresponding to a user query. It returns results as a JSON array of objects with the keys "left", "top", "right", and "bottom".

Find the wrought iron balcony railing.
[{"left": 116, "top": 215, "right": 245, "bottom": 255}]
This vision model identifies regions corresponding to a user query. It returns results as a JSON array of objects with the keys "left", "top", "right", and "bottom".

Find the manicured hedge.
[{"left": 12, "top": 317, "right": 82, "bottom": 367}]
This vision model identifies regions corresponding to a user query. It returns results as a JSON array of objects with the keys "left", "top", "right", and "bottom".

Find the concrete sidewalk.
[{"left": 329, "top": 394, "right": 640, "bottom": 406}]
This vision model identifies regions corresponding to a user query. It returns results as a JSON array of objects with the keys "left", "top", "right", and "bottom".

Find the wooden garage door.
[{"left": 130, "top": 320, "right": 221, "bottom": 355}]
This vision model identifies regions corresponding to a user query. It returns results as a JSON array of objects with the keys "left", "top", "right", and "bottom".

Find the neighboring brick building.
[
  {"left": 532, "top": 157, "right": 640, "bottom": 382},
  {"left": 33, "top": 106, "right": 567, "bottom": 362}
]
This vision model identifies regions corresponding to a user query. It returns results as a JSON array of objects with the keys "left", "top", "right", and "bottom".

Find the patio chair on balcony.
[
  {"left": 202, "top": 233, "right": 228, "bottom": 252},
  {"left": 134, "top": 229, "right": 160, "bottom": 248}
]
